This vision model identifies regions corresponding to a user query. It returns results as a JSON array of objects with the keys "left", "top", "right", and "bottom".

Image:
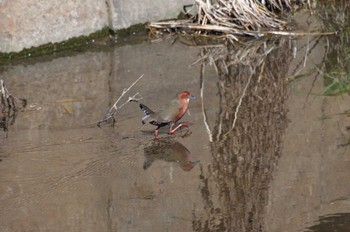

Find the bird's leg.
[
  {"left": 169, "top": 122, "right": 189, "bottom": 134},
  {"left": 168, "top": 123, "right": 175, "bottom": 135},
  {"left": 154, "top": 127, "right": 159, "bottom": 139},
  {"left": 154, "top": 127, "right": 169, "bottom": 140}
]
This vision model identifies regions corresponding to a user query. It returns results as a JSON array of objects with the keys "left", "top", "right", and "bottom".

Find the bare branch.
[
  {"left": 110, "top": 74, "right": 144, "bottom": 112},
  {"left": 221, "top": 67, "right": 254, "bottom": 140},
  {"left": 200, "top": 64, "right": 213, "bottom": 142},
  {"left": 97, "top": 74, "right": 144, "bottom": 127},
  {"left": 117, "top": 92, "right": 143, "bottom": 110},
  {"left": 231, "top": 72, "right": 253, "bottom": 130}
]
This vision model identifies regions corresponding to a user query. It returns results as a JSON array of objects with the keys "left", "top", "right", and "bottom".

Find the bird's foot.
[
  {"left": 154, "top": 129, "right": 159, "bottom": 139},
  {"left": 169, "top": 123, "right": 189, "bottom": 135},
  {"left": 168, "top": 123, "right": 191, "bottom": 138},
  {"left": 154, "top": 129, "right": 173, "bottom": 140}
]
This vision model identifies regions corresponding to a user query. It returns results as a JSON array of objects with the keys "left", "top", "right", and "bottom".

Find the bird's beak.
[{"left": 189, "top": 95, "right": 195, "bottom": 100}]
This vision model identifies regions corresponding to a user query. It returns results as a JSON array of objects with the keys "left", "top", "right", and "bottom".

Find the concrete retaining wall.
[
  {"left": 111, "top": 0, "right": 191, "bottom": 29},
  {"left": 0, "top": 0, "right": 192, "bottom": 53}
]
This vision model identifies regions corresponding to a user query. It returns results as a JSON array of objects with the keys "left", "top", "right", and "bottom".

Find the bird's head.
[{"left": 177, "top": 91, "right": 195, "bottom": 103}]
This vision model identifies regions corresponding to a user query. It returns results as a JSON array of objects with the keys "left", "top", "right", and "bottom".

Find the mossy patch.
[
  {"left": 0, "top": 23, "right": 152, "bottom": 64},
  {"left": 113, "top": 23, "right": 149, "bottom": 46},
  {"left": 0, "top": 28, "right": 111, "bottom": 63},
  {"left": 115, "top": 23, "right": 148, "bottom": 38}
]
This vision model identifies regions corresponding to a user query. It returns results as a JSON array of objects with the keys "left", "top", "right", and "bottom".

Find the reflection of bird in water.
[
  {"left": 139, "top": 91, "right": 195, "bottom": 138},
  {"left": 143, "top": 138, "right": 199, "bottom": 171}
]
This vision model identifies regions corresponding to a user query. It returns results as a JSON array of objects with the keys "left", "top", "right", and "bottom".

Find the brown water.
[{"left": 1, "top": 8, "right": 350, "bottom": 232}]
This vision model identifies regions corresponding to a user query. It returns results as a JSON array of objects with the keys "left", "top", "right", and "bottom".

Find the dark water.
[{"left": 0, "top": 7, "right": 350, "bottom": 232}]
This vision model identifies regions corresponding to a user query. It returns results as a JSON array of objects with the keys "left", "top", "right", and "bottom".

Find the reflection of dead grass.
[
  {"left": 287, "top": 0, "right": 349, "bottom": 96},
  {"left": 197, "top": 36, "right": 288, "bottom": 143},
  {"left": 193, "top": 37, "right": 292, "bottom": 231}
]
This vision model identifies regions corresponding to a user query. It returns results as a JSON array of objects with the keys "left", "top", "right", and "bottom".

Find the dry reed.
[
  {"left": 148, "top": 0, "right": 337, "bottom": 42},
  {"left": 149, "top": 0, "right": 292, "bottom": 42}
]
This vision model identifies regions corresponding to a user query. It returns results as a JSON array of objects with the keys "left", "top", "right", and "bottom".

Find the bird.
[{"left": 139, "top": 91, "right": 195, "bottom": 138}]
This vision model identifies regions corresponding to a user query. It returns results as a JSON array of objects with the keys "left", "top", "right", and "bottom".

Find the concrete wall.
[
  {"left": 111, "top": 0, "right": 192, "bottom": 29},
  {"left": 0, "top": 0, "right": 192, "bottom": 53}
]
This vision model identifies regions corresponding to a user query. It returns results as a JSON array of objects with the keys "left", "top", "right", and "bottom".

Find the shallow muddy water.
[{"left": 1, "top": 8, "right": 350, "bottom": 232}]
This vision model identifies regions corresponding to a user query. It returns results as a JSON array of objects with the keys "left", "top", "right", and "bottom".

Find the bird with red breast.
[{"left": 139, "top": 91, "right": 195, "bottom": 138}]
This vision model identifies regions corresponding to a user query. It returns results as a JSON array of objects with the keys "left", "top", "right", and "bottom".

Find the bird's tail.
[{"left": 139, "top": 103, "right": 154, "bottom": 116}]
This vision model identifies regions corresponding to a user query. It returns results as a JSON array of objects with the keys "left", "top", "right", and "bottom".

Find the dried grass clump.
[
  {"left": 194, "top": 0, "right": 289, "bottom": 30},
  {"left": 149, "top": 0, "right": 292, "bottom": 41}
]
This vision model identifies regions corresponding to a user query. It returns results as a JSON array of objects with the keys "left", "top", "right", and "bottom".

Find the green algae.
[
  {"left": 113, "top": 23, "right": 149, "bottom": 46},
  {"left": 0, "top": 28, "right": 111, "bottom": 63},
  {"left": 0, "top": 23, "right": 152, "bottom": 63},
  {"left": 115, "top": 23, "right": 148, "bottom": 38},
  {"left": 320, "top": 1, "right": 350, "bottom": 96}
]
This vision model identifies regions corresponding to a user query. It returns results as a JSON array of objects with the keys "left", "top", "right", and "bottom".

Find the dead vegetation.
[
  {"left": 0, "top": 79, "right": 27, "bottom": 132},
  {"left": 148, "top": 0, "right": 336, "bottom": 42},
  {"left": 192, "top": 35, "right": 292, "bottom": 232},
  {"left": 149, "top": 0, "right": 291, "bottom": 42},
  {"left": 97, "top": 74, "right": 144, "bottom": 127}
]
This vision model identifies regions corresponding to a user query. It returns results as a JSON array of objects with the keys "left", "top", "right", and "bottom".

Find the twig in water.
[
  {"left": 222, "top": 68, "right": 254, "bottom": 140},
  {"left": 0, "top": 79, "right": 27, "bottom": 110},
  {"left": 0, "top": 79, "right": 27, "bottom": 133},
  {"left": 303, "top": 35, "right": 310, "bottom": 67},
  {"left": 1, "top": 79, "right": 15, "bottom": 109},
  {"left": 200, "top": 64, "right": 213, "bottom": 142},
  {"left": 97, "top": 74, "right": 144, "bottom": 127},
  {"left": 231, "top": 70, "right": 253, "bottom": 130}
]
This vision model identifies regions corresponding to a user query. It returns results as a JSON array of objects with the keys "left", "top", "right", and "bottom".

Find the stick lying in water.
[
  {"left": 0, "top": 79, "right": 27, "bottom": 110},
  {"left": 0, "top": 79, "right": 27, "bottom": 133},
  {"left": 97, "top": 74, "right": 144, "bottom": 127}
]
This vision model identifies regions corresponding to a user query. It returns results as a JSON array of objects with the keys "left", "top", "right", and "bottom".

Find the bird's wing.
[
  {"left": 139, "top": 103, "right": 154, "bottom": 116},
  {"left": 140, "top": 103, "right": 171, "bottom": 125},
  {"left": 159, "top": 99, "right": 182, "bottom": 122}
]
